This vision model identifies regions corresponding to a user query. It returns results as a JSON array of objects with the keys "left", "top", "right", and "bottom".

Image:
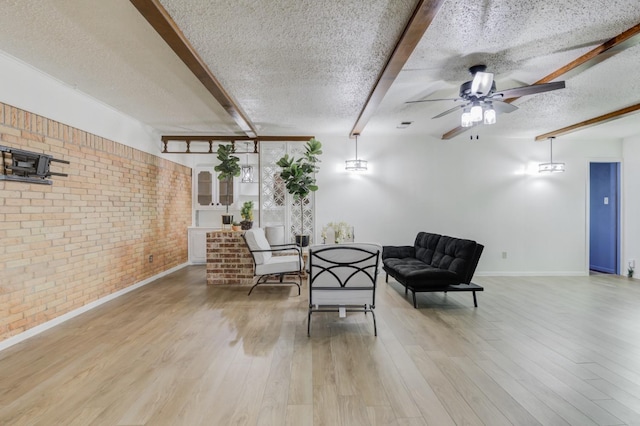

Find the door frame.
[{"left": 585, "top": 158, "right": 623, "bottom": 275}]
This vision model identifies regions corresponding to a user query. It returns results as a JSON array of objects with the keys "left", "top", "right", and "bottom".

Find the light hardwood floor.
[{"left": 1, "top": 267, "right": 640, "bottom": 425}]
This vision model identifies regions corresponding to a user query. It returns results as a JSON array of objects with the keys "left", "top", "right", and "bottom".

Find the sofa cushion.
[
  {"left": 430, "top": 236, "right": 477, "bottom": 280},
  {"left": 384, "top": 258, "right": 460, "bottom": 287},
  {"left": 382, "top": 245, "right": 415, "bottom": 260},
  {"left": 414, "top": 232, "right": 441, "bottom": 265}
]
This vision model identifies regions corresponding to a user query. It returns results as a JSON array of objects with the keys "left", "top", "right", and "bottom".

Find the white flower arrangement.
[{"left": 321, "top": 221, "right": 353, "bottom": 244}]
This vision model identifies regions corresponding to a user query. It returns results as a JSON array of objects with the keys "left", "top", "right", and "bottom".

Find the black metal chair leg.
[
  {"left": 307, "top": 310, "right": 312, "bottom": 336},
  {"left": 473, "top": 291, "right": 478, "bottom": 307},
  {"left": 412, "top": 291, "right": 417, "bottom": 308},
  {"left": 247, "top": 282, "right": 260, "bottom": 295},
  {"left": 371, "top": 309, "right": 377, "bottom": 336}
]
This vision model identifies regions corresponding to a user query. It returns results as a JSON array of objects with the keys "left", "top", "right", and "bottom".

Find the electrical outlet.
[
  {"left": 502, "top": 251, "right": 507, "bottom": 259},
  {"left": 148, "top": 255, "right": 153, "bottom": 263}
]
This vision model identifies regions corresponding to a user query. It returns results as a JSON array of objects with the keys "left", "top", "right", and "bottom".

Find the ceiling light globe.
[
  {"left": 461, "top": 111, "right": 473, "bottom": 127},
  {"left": 483, "top": 108, "right": 496, "bottom": 124},
  {"left": 470, "top": 104, "right": 483, "bottom": 122}
]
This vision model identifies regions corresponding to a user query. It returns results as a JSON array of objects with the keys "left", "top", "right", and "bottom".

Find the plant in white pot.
[
  {"left": 276, "top": 138, "right": 322, "bottom": 246},
  {"left": 214, "top": 143, "right": 241, "bottom": 226}
]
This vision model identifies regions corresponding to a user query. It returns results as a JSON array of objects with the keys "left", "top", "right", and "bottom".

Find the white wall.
[
  {"left": 623, "top": 135, "right": 640, "bottom": 278},
  {"left": 314, "top": 133, "right": 623, "bottom": 275},
  {"left": 0, "top": 50, "right": 192, "bottom": 167}
]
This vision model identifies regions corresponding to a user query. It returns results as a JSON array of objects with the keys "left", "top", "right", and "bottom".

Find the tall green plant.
[
  {"left": 276, "top": 138, "right": 322, "bottom": 241},
  {"left": 214, "top": 144, "right": 241, "bottom": 213}
]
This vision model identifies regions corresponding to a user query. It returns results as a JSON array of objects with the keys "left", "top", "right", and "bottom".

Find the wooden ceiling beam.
[
  {"left": 130, "top": 0, "right": 258, "bottom": 138},
  {"left": 535, "top": 103, "right": 640, "bottom": 141},
  {"left": 350, "top": 0, "right": 446, "bottom": 138},
  {"left": 442, "top": 22, "right": 640, "bottom": 140}
]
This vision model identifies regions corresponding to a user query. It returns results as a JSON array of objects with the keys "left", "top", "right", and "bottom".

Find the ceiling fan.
[{"left": 407, "top": 65, "right": 566, "bottom": 127}]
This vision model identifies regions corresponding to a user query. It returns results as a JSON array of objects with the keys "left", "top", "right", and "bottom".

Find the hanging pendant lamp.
[
  {"left": 539, "top": 136, "right": 565, "bottom": 173},
  {"left": 345, "top": 134, "right": 368, "bottom": 171},
  {"left": 241, "top": 141, "right": 254, "bottom": 182}
]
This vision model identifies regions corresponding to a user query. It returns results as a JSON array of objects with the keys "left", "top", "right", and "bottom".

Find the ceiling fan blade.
[
  {"left": 489, "top": 100, "right": 519, "bottom": 114},
  {"left": 471, "top": 71, "right": 494, "bottom": 96},
  {"left": 406, "top": 97, "right": 461, "bottom": 103},
  {"left": 432, "top": 104, "right": 467, "bottom": 119},
  {"left": 492, "top": 81, "right": 566, "bottom": 100}
]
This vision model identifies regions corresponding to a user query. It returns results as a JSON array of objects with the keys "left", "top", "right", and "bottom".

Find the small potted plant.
[
  {"left": 232, "top": 221, "right": 242, "bottom": 231},
  {"left": 277, "top": 138, "right": 322, "bottom": 246},
  {"left": 240, "top": 201, "right": 254, "bottom": 230},
  {"left": 214, "top": 143, "right": 241, "bottom": 226}
]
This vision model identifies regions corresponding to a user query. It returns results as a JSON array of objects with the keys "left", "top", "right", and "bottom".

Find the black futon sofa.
[{"left": 382, "top": 232, "right": 484, "bottom": 308}]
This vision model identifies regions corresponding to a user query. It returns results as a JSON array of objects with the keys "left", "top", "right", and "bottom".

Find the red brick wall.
[
  {"left": 0, "top": 102, "right": 192, "bottom": 342},
  {"left": 206, "top": 230, "right": 254, "bottom": 285}
]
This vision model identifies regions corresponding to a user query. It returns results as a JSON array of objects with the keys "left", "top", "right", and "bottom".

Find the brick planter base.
[{"left": 206, "top": 230, "right": 254, "bottom": 286}]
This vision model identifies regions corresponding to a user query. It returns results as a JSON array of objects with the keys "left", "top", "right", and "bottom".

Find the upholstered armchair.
[{"left": 243, "top": 228, "right": 303, "bottom": 295}]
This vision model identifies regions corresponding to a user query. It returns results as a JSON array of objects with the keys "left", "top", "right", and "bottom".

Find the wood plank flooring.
[{"left": 1, "top": 267, "right": 640, "bottom": 425}]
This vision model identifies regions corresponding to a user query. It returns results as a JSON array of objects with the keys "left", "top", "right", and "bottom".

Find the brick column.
[{"left": 206, "top": 230, "right": 255, "bottom": 286}]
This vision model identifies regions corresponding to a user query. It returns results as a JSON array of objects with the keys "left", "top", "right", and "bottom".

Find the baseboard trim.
[
  {"left": 0, "top": 262, "right": 189, "bottom": 353},
  {"left": 475, "top": 271, "right": 589, "bottom": 277}
]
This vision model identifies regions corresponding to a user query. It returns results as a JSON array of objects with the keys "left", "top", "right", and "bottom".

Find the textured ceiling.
[
  {"left": 0, "top": 0, "right": 639, "bottom": 140},
  {"left": 375, "top": 0, "right": 640, "bottom": 139},
  {"left": 158, "top": 0, "right": 417, "bottom": 135}
]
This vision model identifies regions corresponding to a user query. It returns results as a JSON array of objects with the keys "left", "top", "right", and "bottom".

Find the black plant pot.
[
  {"left": 240, "top": 220, "right": 253, "bottom": 230},
  {"left": 295, "top": 235, "right": 310, "bottom": 247},
  {"left": 221, "top": 214, "right": 233, "bottom": 225}
]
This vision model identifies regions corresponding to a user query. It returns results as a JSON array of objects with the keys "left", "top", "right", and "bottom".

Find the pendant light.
[
  {"left": 539, "top": 136, "right": 565, "bottom": 173},
  {"left": 345, "top": 134, "right": 368, "bottom": 171},
  {"left": 241, "top": 141, "right": 254, "bottom": 182}
]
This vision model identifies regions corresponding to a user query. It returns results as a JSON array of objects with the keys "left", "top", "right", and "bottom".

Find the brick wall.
[
  {"left": 0, "top": 102, "right": 192, "bottom": 343},
  {"left": 206, "top": 230, "right": 254, "bottom": 285}
]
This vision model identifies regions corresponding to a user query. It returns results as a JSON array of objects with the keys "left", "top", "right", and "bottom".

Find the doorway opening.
[{"left": 589, "top": 162, "right": 620, "bottom": 274}]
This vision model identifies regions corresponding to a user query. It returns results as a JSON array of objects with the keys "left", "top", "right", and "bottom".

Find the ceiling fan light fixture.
[
  {"left": 470, "top": 104, "right": 483, "bottom": 122},
  {"left": 461, "top": 109, "right": 473, "bottom": 127},
  {"left": 471, "top": 71, "right": 494, "bottom": 95},
  {"left": 483, "top": 106, "right": 496, "bottom": 125}
]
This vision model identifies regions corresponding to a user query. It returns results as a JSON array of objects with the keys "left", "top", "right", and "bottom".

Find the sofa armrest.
[
  {"left": 462, "top": 243, "right": 484, "bottom": 284},
  {"left": 382, "top": 245, "right": 415, "bottom": 260}
]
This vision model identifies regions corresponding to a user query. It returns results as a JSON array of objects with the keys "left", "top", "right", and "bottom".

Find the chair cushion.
[
  {"left": 255, "top": 255, "right": 301, "bottom": 275},
  {"left": 244, "top": 228, "right": 272, "bottom": 264}
]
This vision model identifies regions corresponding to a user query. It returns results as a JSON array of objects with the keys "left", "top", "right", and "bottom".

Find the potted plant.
[
  {"left": 240, "top": 201, "right": 254, "bottom": 230},
  {"left": 276, "top": 138, "right": 322, "bottom": 246},
  {"left": 232, "top": 221, "right": 242, "bottom": 231},
  {"left": 214, "top": 143, "right": 241, "bottom": 226}
]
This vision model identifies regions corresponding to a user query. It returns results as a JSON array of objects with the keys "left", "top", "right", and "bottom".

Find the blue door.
[{"left": 589, "top": 162, "right": 620, "bottom": 274}]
